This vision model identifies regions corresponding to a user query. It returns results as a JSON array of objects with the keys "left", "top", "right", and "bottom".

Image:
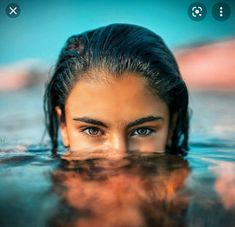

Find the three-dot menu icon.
[
  {"left": 212, "top": 2, "right": 231, "bottom": 21},
  {"left": 219, "top": 6, "right": 223, "bottom": 17}
]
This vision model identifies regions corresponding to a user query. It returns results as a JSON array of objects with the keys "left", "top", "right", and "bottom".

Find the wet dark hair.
[{"left": 44, "top": 23, "right": 190, "bottom": 155}]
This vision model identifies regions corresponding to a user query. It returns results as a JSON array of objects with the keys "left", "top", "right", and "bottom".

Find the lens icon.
[
  {"left": 188, "top": 2, "right": 207, "bottom": 21},
  {"left": 212, "top": 2, "right": 231, "bottom": 21}
]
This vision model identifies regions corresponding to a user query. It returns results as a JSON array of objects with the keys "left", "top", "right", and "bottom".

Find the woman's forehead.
[{"left": 65, "top": 72, "right": 169, "bottom": 121}]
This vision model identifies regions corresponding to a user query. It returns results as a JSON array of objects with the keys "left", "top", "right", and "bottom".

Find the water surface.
[{"left": 0, "top": 89, "right": 235, "bottom": 227}]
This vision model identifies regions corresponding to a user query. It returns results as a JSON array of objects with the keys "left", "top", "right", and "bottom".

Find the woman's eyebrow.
[
  {"left": 127, "top": 116, "right": 163, "bottom": 128},
  {"left": 73, "top": 115, "right": 163, "bottom": 128},
  {"left": 73, "top": 117, "right": 108, "bottom": 128}
]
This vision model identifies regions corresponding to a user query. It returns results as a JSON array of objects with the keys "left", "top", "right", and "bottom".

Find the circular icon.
[
  {"left": 188, "top": 2, "right": 207, "bottom": 21},
  {"left": 6, "top": 3, "right": 21, "bottom": 18},
  {"left": 212, "top": 2, "right": 231, "bottom": 21}
]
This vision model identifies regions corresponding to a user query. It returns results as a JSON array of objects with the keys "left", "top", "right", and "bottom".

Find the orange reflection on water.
[{"left": 49, "top": 151, "right": 190, "bottom": 227}]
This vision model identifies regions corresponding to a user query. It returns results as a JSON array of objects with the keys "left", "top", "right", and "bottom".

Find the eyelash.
[
  {"left": 80, "top": 127, "right": 103, "bottom": 137},
  {"left": 130, "top": 127, "right": 155, "bottom": 137},
  {"left": 80, "top": 127, "right": 155, "bottom": 137}
]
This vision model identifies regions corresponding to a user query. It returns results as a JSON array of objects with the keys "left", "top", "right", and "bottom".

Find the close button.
[{"left": 6, "top": 3, "right": 21, "bottom": 18}]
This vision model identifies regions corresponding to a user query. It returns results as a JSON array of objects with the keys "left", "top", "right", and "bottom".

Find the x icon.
[
  {"left": 6, "top": 3, "right": 21, "bottom": 18},
  {"left": 9, "top": 7, "right": 17, "bottom": 15}
]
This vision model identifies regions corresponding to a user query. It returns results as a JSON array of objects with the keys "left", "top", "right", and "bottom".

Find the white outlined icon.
[
  {"left": 188, "top": 2, "right": 207, "bottom": 21},
  {"left": 192, "top": 6, "right": 203, "bottom": 17}
]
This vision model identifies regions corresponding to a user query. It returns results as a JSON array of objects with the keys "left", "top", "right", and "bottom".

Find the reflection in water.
[
  {"left": 212, "top": 162, "right": 235, "bottom": 210},
  {"left": 48, "top": 151, "right": 190, "bottom": 227},
  {"left": 0, "top": 147, "right": 235, "bottom": 226}
]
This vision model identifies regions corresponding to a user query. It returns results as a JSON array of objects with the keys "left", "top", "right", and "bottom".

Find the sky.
[{"left": 0, "top": 0, "right": 235, "bottom": 65}]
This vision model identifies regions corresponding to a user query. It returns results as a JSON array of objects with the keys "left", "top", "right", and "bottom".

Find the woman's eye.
[
  {"left": 81, "top": 127, "right": 103, "bottom": 136},
  {"left": 130, "top": 128, "right": 154, "bottom": 137}
]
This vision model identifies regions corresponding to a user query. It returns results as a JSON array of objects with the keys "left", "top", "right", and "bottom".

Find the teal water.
[{"left": 0, "top": 88, "right": 235, "bottom": 227}]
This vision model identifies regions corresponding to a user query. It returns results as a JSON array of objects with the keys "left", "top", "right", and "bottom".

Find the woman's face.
[{"left": 57, "top": 72, "right": 172, "bottom": 156}]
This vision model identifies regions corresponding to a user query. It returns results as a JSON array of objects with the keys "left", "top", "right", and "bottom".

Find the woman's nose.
[{"left": 106, "top": 134, "right": 129, "bottom": 155}]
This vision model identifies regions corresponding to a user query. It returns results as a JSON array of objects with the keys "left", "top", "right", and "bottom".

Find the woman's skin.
[{"left": 56, "top": 71, "right": 175, "bottom": 157}]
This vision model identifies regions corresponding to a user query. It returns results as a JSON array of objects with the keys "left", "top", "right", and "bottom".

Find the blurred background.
[{"left": 0, "top": 0, "right": 235, "bottom": 148}]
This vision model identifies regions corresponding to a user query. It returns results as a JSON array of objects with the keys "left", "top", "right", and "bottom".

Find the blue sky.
[{"left": 0, "top": 0, "right": 235, "bottom": 65}]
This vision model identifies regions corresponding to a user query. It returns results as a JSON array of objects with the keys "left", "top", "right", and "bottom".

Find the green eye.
[
  {"left": 131, "top": 127, "right": 155, "bottom": 137},
  {"left": 82, "top": 127, "right": 102, "bottom": 136}
]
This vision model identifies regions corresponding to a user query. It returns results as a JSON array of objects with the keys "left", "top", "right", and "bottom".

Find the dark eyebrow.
[
  {"left": 73, "top": 115, "right": 163, "bottom": 128},
  {"left": 73, "top": 117, "right": 108, "bottom": 128},
  {"left": 127, "top": 116, "right": 163, "bottom": 128}
]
